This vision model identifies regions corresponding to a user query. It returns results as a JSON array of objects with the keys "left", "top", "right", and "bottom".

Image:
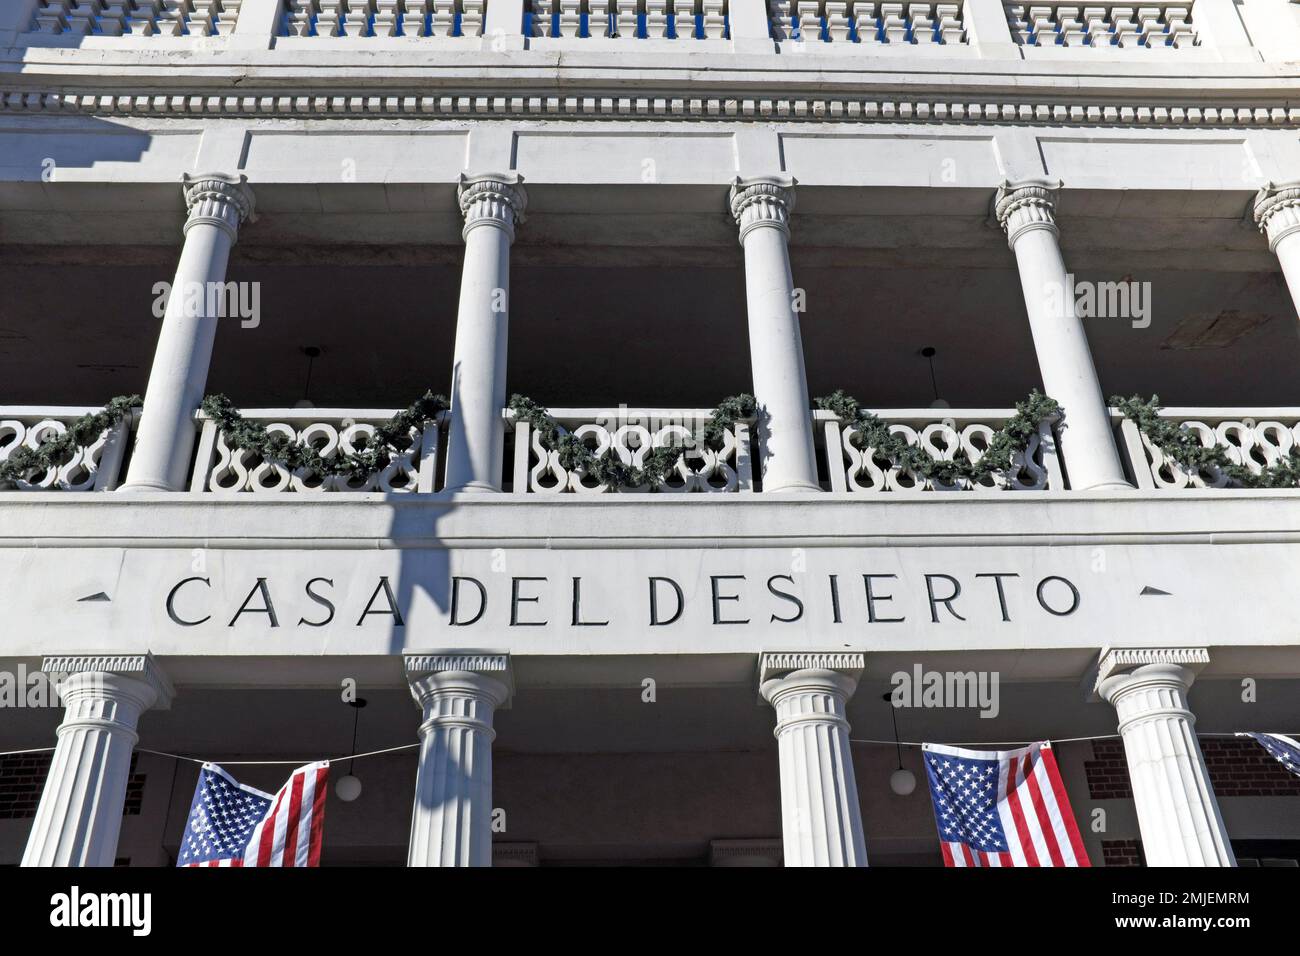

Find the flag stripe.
[
  {"left": 924, "top": 741, "right": 1089, "bottom": 868},
  {"left": 1039, "top": 744, "right": 1090, "bottom": 866}
]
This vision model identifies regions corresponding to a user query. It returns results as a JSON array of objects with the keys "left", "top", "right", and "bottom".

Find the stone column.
[
  {"left": 759, "top": 652, "right": 867, "bottom": 866},
  {"left": 1095, "top": 648, "right": 1236, "bottom": 867},
  {"left": 995, "top": 180, "right": 1130, "bottom": 491},
  {"left": 443, "top": 174, "right": 527, "bottom": 493},
  {"left": 730, "top": 177, "right": 821, "bottom": 494},
  {"left": 21, "top": 655, "right": 173, "bottom": 867},
  {"left": 121, "top": 173, "right": 255, "bottom": 492},
  {"left": 405, "top": 654, "right": 512, "bottom": 867},
  {"left": 1254, "top": 182, "right": 1300, "bottom": 320}
]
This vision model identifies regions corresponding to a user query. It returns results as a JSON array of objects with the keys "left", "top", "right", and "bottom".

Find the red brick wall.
[
  {"left": 0, "top": 752, "right": 145, "bottom": 819},
  {"left": 0, "top": 753, "right": 52, "bottom": 820},
  {"left": 1101, "top": 839, "right": 1143, "bottom": 867},
  {"left": 1086, "top": 737, "right": 1300, "bottom": 800}
]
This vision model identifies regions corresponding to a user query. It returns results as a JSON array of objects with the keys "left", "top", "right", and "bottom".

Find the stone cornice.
[{"left": 3, "top": 88, "right": 1299, "bottom": 128}]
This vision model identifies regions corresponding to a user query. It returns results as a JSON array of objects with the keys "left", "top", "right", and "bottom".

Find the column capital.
[
  {"left": 730, "top": 175, "right": 796, "bottom": 242},
  {"left": 404, "top": 652, "right": 513, "bottom": 708},
  {"left": 1092, "top": 646, "right": 1209, "bottom": 698},
  {"left": 181, "top": 172, "right": 256, "bottom": 240},
  {"left": 41, "top": 652, "right": 174, "bottom": 710},
  {"left": 994, "top": 178, "right": 1062, "bottom": 247},
  {"left": 759, "top": 650, "right": 864, "bottom": 686},
  {"left": 1254, "top": 181, "right": 1300, "bottom": 251},
  {"left": 458, "top": 172, "right": 528, "bottom": 240}
]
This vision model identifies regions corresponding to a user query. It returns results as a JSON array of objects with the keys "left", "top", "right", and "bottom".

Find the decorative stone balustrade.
[
  {"left": 1116, "top": 408, "right": 1300, "bottom": 489},
  {"left": 816, "top": 408, "right": 1062, "bottom": 492},
  {"left": 770, "top": 0, "right": 966, "bottom": 43},
  {"left": 509, "top": 407, "right": 754, "bottom": 493},
  {"left": 527, "top": 0, "right": 726, "bottom": 39},
  {"left": 1006, "top": 2, "right": 1196, "bottom": 47},
  {"left": 9, "top": 402, "right": 1300, "bottom": 495},
  {"left": 283, "top": 0, "right": 483, "bottom": 37},
  {"left": 30, "top": 0, "right": 241, "bottom": 36},
  {"left": 0, "top": 406, "right": 133, "bottom": 491},
  {"left": 189, "top": 408, "right": 441, "bottom": 493}
]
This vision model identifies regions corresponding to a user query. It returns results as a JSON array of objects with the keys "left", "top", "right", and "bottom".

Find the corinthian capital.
[
  {"left": 458, "top": 173, "right": 528, "bottom": 241},
  {"left": 994, "top": 179, "right": 1062, "bottom": 247},
  {"left": 181, "top": 173, "right": 256, "bottom": 240},
  {"left": 1254, "top": 181, "right": 1300, "bottom": 251},
  {"left": 729, "top": 176, "right": 796, "bottom": 243}
]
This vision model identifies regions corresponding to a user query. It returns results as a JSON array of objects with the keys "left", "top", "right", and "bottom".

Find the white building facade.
[{"left": 1, "top": 0, "right": 1300, "bottom": 867}]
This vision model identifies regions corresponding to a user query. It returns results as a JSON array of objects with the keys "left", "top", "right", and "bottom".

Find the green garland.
[
  {"left": 0, "top": 395, "right": 141, "bottom": 486},
  {"left": 509, "top": 393, "right": 756, "bottom": 490},
  {"left": 815, "top": 389, "right": 1061, "bottom": 487},
  {"left": 201, "top": 391, "right": 448, "bottom": 482},
  {"left": 1111, "top": 394, "right": 1300, "bottom": 488}
]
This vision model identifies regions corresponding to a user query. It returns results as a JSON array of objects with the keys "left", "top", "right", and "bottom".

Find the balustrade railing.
[
  {"left": 509, "top": 407, "right": 753, "bottom": 493},
  {"left": 1006, "top": 2, "right": 1197, "bottom": 48},
  {"left": 189, "top": 407, "right": 441, "bottom": 493},
  {"left": 8, "top": 402, "right": 1300, "bottom": 496},
  {"left": 0, "top": 406, "right": 133, "bottom": 491},
  {"left": 1116, "top": 407, "right": 1300, "bottom": 490},
  {"left": 816, "top": 408, "right": 1062, "bottom": 493},
  {"left": 282, "top": 0, "right": 483, "bottom": 37},
  {"left": 29, "top": 0, "right": 242, "bottom": 36},
  {"left": 770, "top": 1, "right": 966, "bottom": 44},
  {"left": 526, "top": 0, "right": 726, "bottom": 39}
]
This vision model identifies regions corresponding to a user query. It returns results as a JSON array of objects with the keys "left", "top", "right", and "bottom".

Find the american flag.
[
  {"left": 1240, "top": 732, "right": 1300, "bottom": 778},
  {"left": 177, "top": 762, "right": 329, "bottom": 867},
  {"left": 922, "top": 741, "right": 1090, "bottom": 867}
]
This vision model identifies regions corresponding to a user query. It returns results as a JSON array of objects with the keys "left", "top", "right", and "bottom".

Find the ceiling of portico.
[{"left": 2, "top": 208, "right": 1296, "bottom": 408}]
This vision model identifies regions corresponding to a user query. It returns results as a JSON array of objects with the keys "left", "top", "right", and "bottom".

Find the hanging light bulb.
[
  {"left": 334, "top": 697, "right": 366, "bottom": 803},
  {"left": 294, "top": 346, "right": 322, "bottom": 409},
  {"left": 920, "top": 346, "right": 950, "bottom": 409},
  {"left": 335, "top": 774, "right": 363, "bottom": 802},
  {"left": 882, "top": 692, "right": 917, "bottom": 796}
]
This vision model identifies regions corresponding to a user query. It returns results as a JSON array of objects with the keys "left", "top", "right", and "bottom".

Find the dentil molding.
[{"left": 2, "top": 89, "right": 1299, "bottom": 128}]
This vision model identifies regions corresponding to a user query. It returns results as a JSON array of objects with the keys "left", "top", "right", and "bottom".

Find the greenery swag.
[
  {"left": 814, "top": 389, "right": 1061, "bottom": 486},
  {"left": 1110, "top": 394, "right": 1300, "bottom": 489},
  {"left": 199, "top": 392, "right": 448, "bottom": 482},
  {"left": 0, "top": 394, "right": 141, "bottom": 486},
  {"left": 508, "top": 392, "right": 756, "bottom": 489}
]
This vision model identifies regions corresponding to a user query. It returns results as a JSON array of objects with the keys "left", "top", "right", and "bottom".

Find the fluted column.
[
  {"left": 995, "top": 180, "right": 1130, "bottom": 491},
  {"left": 443, "top": 174, "right": 528, "bottom": 493},
  {"left": 121, "top": 173, "right": 255, "bottom": 492},
  {"left": 405, "top": 654, "right": 512, "bottom": 867},
  {"left": 730, "top": 177, "right": 821, "bottom": 494},
  {"left": 759, "top": 652, "right": 867, "bottom": 866},
  {"left": 1095, "top": 648, "right": 1235, "bottom": 867},
  {"left": 1254, "top": 182, "right": 1300, "bottom": 320},
  {"left": 21, "top": 655, "right": 173, "bottom": 867}
]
